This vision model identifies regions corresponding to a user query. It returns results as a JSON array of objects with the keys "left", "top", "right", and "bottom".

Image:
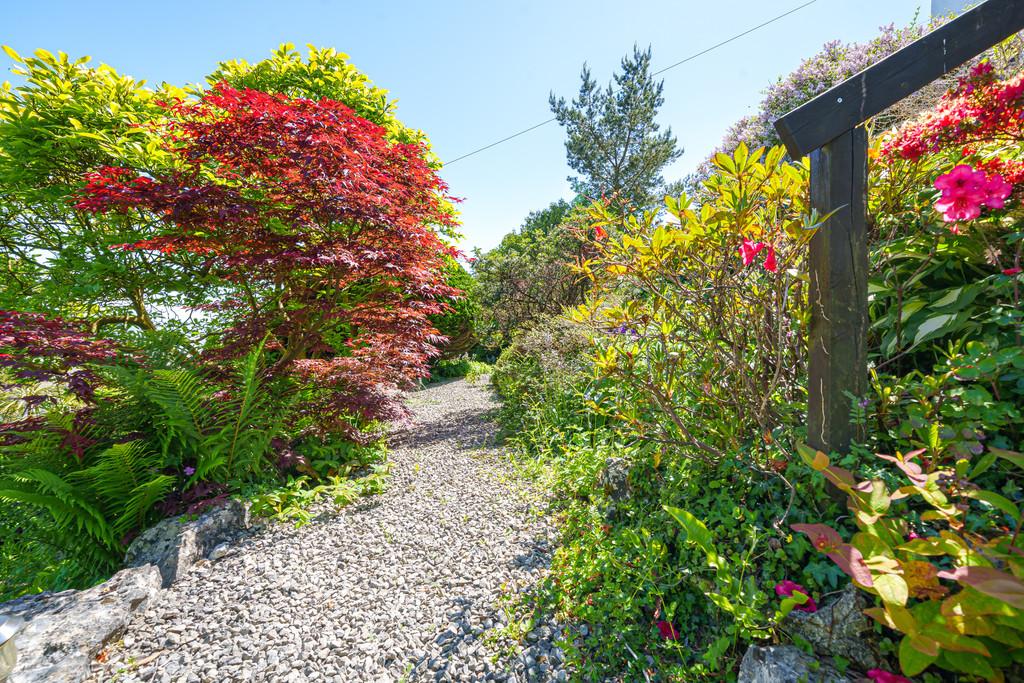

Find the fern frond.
[
  {"left": 0, "top": 469, "right": 120, "bottom": 556},
  {"left": 145, "top": 369, "right": 212, "bottom": 463},
  {"left": 114, "top": 474, "right": 176, "bottom": 537},
  {"left": 69, "top": 441, "right": 160, "bottom": 512}
]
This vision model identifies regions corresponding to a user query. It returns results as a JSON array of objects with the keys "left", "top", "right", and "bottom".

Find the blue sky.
[{"left": 5, "top": 0, "right": 926, "bottom": 253}]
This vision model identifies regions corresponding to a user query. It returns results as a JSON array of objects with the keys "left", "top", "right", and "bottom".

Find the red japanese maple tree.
[{"left": 78, "top": 84, "right": 459, "bottom": 435}]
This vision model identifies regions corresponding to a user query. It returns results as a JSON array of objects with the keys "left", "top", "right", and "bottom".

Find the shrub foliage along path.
[{"left": 89, "top": 379, "right": 570, "bottom": 683}]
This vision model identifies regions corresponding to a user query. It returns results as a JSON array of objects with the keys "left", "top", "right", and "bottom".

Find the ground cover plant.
[{"left": 0, "top": 44, "right": 462, "bottom": 601}]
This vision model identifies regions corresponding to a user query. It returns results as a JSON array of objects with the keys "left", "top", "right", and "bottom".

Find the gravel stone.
[{"left": 87, "top": 379, "right": 568, "bottom": 682}]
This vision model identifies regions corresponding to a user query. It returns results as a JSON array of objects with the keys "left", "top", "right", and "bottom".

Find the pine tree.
[{"left": 549, "top": 45, "right": 682, "bottom": 212}]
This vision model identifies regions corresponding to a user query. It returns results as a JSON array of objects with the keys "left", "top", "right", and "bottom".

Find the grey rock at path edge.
[
  {"left": 599, "top": 457, "right": 631, "bottom": 502},
  {"left": 783, "top": 585, "right": 880, "bottom": 670},
  {"left": 124, "top": 498, "right": 250, "bottom": 587},
  {"left": 738, "top": 646, "right": 854, "bottom": 683},
  {"left": 1, "top": 565, "right": 161, "bottom": 683}
]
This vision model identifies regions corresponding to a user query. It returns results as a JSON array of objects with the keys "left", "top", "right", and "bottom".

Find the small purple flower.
[
  {"left": 184, "top": 466, "right": 196, "bottom": 477},
  {"left": 858, "top": 397, "right": 871, "bottom": 409}
]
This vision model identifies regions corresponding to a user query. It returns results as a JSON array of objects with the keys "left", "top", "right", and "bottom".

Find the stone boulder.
[
  {"left": 738, "top": 646, "right": 854, "bottom": 683},
  {"left": 125, "top": 498, "right": 250, "bottom": 587},
  {"left": 599, "top": 457, "right": 631, "bottom": 502},
  {"left": 783, "top": 585, "right": 880, "bottom": 670},
  {"left": 2, "top": 564, "right": 161, "bottom": 683}
]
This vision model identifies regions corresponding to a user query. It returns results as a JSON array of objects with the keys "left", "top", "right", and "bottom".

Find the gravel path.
[{"left": 90, "top": 378, "right": 570, "bottom": 683}]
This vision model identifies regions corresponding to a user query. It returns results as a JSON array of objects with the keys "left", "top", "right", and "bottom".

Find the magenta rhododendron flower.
[
  {"left": 656, "top": 620, "right": 679, "bottom": 640},
  {"left": 982, "top": 174, "right": 1013, "bottom": 208},
  {"left": 935, "top": 192, "right": 983, "bottom": 222},
  {"left": 933, "top": 165, "right": 1013, "bottom": 224},
  {"left": 774, "top": 580, "right": 818, "bottom": 612},
  {"left": 934, "top": 164, "right": 986, "bottom": 194},
  {"left": 739, "top": 238, "right": 765, "bottom": 266},
  {"left": 738, "top": 239, "right": 778, "bottom": 273},
  {"left": 867, "top": 669, "right": 911, "bottom": 683}
]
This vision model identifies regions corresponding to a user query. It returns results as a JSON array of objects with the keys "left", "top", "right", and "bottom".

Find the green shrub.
[{"left": 430, "top": 357, "right": 493, "bottom": 383}]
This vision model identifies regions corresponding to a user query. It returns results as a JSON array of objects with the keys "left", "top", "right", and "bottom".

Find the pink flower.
[
  {"left": 738, "top": 239, "right": 765, "bottom": 266},
  {"left": 738, "top": 239, "right": 779, "bottom": 273},
  {"left": 655, "top": 620, "right": 679, "bottom": 640},
  {"left": 934, "top": 193, "right": 982, "bottom": 222},
  {"left": 867, "top": 669, "right": 912, "bottom": 683},
  {"left": 906, "top": 530, "right": 920, "bottom": 541},
  {"left": 982, "top": 173, "right": 1013, "bottom": 208},
  {"left": 934, "top": 165, "right": 988, "bottom": 223},
  {"left": 933, "top": 166, "right": 1014, "bottom": 224},
  {"left": 1004, "top": 267, "right": 1022, "bottom": 276},
  {"left": 934, "top": 164, "right": 986, "bottom": 195},
  {"left": 774, "top": 580, "right": 818, "bottom": 613}
]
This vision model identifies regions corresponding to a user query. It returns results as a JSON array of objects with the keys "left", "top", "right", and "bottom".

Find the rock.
[
  {"left": 599, "top": 457, "right": 631, "bottom": 502},
  {"left": 2, "top": 565, "right": 161, "bottom": 683},
  {"left": 738, "top": 646, "right": 853, "bottom": 683},
  {"left": 784, "top": 585, "right": 880, "bottom": 670},
  {"left": 207, "top": 543, "right": 231, "bottom": 561},
  {"left": 125, "top": 499, "right": 250, "bottom": 587}
]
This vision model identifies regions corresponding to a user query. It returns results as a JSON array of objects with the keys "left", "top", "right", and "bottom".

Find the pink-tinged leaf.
[
  {"left": 909, "top": 634, "right": 940, "bottom": 657},
  {"left": 822, "top": 463, "right": 857, "bottom": 489},
  {"left": 877, "top": 453, "right": 928, "bottom": 486},
  {"left": 937, "top": 566, "right": 1024, "bottom": 609},
  {"left": 828, "top": 544, "right": 874, "bottom": 587},
  {"left": 792, "top": 523, "right": 842, "bottom": 551}
]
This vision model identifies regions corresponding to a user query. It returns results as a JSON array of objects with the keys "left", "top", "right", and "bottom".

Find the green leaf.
[
  {"left": 899, "top": 635, "right": 937, "bottom": 676},
  {"left": 779, "top": 591, "right": 809, "bottom": 618},
  {"left": 911, "top": 311, "right": 969, "bottom": 348},
  {"left": 707, "top": 592, "right": 735, "bottom": 614},
  {"left": 964, "top": 489, "right": 1020, "bottom": 522},
  {"left": 991, "top": 447, "right": 1024, "bottom": 469},
  {"left": 664, "top": 506, "right": 723, "bottom": 568},
  {"left": 875, "top": 573, "right": 909, "bottom": 606},
  {"left": 970, "top": 453, "right": 997, "bottom": 480}
]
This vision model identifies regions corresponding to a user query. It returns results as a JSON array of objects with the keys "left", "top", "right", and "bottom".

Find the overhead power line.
[{"left": 442, "top": 0, "right": 820, "bottom": 166}]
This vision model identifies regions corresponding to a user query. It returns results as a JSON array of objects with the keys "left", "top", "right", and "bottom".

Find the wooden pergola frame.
[{"left": 772, "top": 0, "right": 1024, "bottom": 455}]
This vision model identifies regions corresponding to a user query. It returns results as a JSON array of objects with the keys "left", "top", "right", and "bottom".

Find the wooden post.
[{"left": 807, "top": 127, "right": 868, "bottom": 455}]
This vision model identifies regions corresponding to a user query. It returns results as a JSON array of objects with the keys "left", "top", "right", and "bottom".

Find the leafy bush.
[
  {"left": 431, "top": 260, "right": 479, "bottom": 360},
  {"left": 572, "top": 144, "right": 819, "bottom": 462},
  {"left": 0, "top": 44, "right": 452, "bottom": 600},
  {"left": 796, "top": 442, "right": 1024, "bottom": 681},
  {"left": 430, "top": 357, "right": 492, "bottom": 383},
  {"left": 471, "top": 201, "right": 591, "bottom": 350},
  {"left": 491, "top": 315, "right": 592, "bottom": 445},
  {"left": 495, "top": 63, "right": 1024, "bottom": 681}
]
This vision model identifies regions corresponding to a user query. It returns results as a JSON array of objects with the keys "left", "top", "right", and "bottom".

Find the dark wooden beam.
[
  {"left": 774, "top": 0, "right": 1024, "bottom": 158},
  {"left": 807, "top": 127, "right": 868, "bottom": 455}
]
